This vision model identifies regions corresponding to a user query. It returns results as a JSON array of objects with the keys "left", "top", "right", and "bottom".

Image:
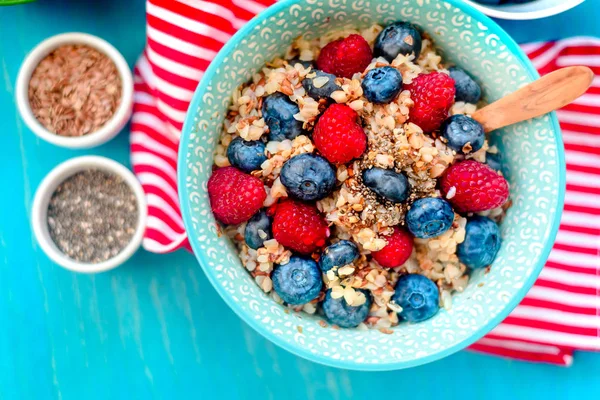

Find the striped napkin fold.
[{"left": 130, "top": 0, "right": 600, "bottom": 365}]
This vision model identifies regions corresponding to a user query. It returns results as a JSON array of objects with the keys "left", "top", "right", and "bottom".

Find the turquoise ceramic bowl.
[{"left": 179, "top": 0, "right": 565, "bottom": 370}]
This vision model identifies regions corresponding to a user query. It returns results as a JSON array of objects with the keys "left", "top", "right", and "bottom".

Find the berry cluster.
[{"left": 207, "top": 20, "right": 509, "bottom": 328}]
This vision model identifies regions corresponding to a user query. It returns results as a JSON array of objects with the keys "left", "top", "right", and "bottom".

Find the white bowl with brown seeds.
[
  {"left": 16, "top": 33, "right": 134, "bottom": 149},
  {"left": 31, "top": 156, "right": 147, "bottom": 273}
]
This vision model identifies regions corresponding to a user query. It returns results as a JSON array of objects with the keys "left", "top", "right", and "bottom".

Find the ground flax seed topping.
[
  {"left": 28, "top": 44, "right": 122, "bottom": 137},
  {"left": 207, "top": 22, "right": 510, "bottom": 330}
]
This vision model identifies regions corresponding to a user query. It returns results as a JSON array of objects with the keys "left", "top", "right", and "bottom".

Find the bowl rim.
[
  {"left": 178, "top": 0, "right": 565, "bottom": 370},
  {"left": 15, "top": 32, "right": 134, "bottom": 149},
  {"left": 31, "top": 156, "right": 147, "bottom": 273},
  {"left": 462, "top": 0, "right": 586, "bottom": 20}
]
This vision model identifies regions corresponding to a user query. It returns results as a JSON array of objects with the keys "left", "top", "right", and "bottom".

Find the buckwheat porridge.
[{"left": 207, "top": 21, "right": 510, "bottom": 331}]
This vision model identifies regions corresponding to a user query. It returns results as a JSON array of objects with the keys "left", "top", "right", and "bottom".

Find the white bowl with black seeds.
[
  {"left": 16, "top": 33, "right": 134, "bottom": 149},
  {"left": 32, "top": 156, "right": 147, "bottom": 273}
]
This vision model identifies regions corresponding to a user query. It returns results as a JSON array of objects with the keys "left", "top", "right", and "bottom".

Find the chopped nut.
[
  {"left": 270, "top": 177, "right": 288, "bottom": 199},
  {"left": 326, "top": 270, "right": 336, "bottom": 281},
  {"left": 312, "top": 76, "right": 329, "bottom": 88},
  {"left": 349, "top": 99, "right": 364, "bottom": 111},
  {"left": 330, "top": 90, "right": 347, "bottom": 103},
  {"left": 446, "top": 186, "right": 456, "bottom": 199},
  {"left": 338, "top": 265, "right": 355, "bottom": 276}
]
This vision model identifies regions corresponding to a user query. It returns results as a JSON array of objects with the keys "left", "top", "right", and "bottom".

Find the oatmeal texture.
[{"left": 213, "top": 26, "right": 501, "bottom": 330}]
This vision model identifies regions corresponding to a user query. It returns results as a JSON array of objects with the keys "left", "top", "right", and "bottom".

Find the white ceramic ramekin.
[
  {"left": 463, "top": 0, "right": 585, "bottom": 20},
  {"left": 31, "top": 156, "right": 147, "bottom": 273},
  {"left": 16, "top": 33, "right": 134, "bottom": 149}
]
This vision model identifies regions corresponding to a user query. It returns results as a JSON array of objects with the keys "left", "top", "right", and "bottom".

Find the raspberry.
[
  {"left": 406, "top": 72, "right": 456, "bottom": 132},
  {"left": 208, "top": 167, "right": 266, "bottom": 225},
  {"left": 315, "top": 40, "right": 340, "bottom": 76},
  {"left": 371, "top": 227, "right": 414, "bottom": 268},
  {"left": 313, "top": 104, "right": 366, "bottom": 164},
  {"left": 270, "top": 200, "right": 329, "bottom": 254},
  {"left": 317, "top": 34, "right": 373, "bottom": 78},
  {"left": 440, "top": 160, "right": 509, "bottom": 213}
]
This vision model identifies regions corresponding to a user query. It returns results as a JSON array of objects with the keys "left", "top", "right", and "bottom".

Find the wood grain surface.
[{"left": 1, "top": 1, "right": 599, "bottom": 399}]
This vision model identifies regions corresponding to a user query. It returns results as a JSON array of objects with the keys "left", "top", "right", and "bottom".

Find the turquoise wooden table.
[{"left": 1, "top": 1, "right": 599, "bottom": 399}]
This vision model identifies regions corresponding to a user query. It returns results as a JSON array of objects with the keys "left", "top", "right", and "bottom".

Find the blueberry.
[
  {"left": 406, "top": 198, "right": 454, "bottom": 239},
  {"left": 272, "top": 256, "right": 322, "bottom": 305},
  {"left": 322, "top": 288, "right": 372, "bottom": 328},
  {"left": 244, "top": 210, "right": 272, "bottom": 250},
  {"left": 302, "top": 70, "right": 341, "bottom": 100},
  {"left": 449, "top": 67, "right": 482, "bottom": 104},
  {"left": 226, "top": 137, "right": 267, "bottom": 173},
  {"left": 362, "top": 167, "right": 410, "bottom": 203},
  {"left": 318, "top": 240, "right": 359, "bottom": 272},
  {"left": 375, "top": 21, "right": 422, "bottom": 62},
  {"left": 392, "top": 274, "right": 439, "bottom": 322},
  {"left": 262, "top": 92, "right": 303, "bottom": 141},
  {"left": 362, "top": 67, "right": 403, "bottom": 104},
  {"left": 289, "top": 58, "right": 313, "bottom": 69},
  {"left": 486, "top": 152, "right": 502, "bottom": 172},
  {"left": 441, "top": 115, "right": 485, "bottom": 154},
  {"left": 457, "top": 216, "right": 501, "bottom": 269},
  {"left": 280, "top": 153, "right": 336, "bottom": 201}
]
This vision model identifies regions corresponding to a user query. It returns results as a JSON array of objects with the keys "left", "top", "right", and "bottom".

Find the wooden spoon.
[{"left": 471, "top": 66, "right": 594, "bottom": 133}]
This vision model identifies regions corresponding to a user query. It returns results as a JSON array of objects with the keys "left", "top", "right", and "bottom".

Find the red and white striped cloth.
[
  {"left": 130, "top": 0, "right": 600, "bottom": 365},
  {"left": 469, "top": 38, "right": 600, "bottom": 365}
]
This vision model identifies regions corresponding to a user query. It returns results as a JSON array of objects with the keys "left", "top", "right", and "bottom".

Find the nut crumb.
[
  {"left": 446, "top": 186, "right": 456, "bottom": 199},
  {"left": 462, "top": 142, "right": 473, "bottom": 153}
]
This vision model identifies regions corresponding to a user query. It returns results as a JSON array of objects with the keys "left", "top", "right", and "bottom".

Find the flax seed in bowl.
[
  {"left": 16, "top": 33, "right": 133, "bottom": 149},
  {"left": 28, "top": 44, "right": 122, "bottom": 137}
]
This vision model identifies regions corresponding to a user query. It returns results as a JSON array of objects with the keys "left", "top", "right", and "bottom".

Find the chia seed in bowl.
[
  {"left": 47, "top": 170, "right": 138, "bottom": 264},
  {"left": 32, "top": 156, "right": 147, "bottom": 274}
]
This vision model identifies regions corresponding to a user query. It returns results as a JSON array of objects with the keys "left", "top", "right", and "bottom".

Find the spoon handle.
[{"left": 471, "top": 66, "right": 594, "bottom": 133}]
